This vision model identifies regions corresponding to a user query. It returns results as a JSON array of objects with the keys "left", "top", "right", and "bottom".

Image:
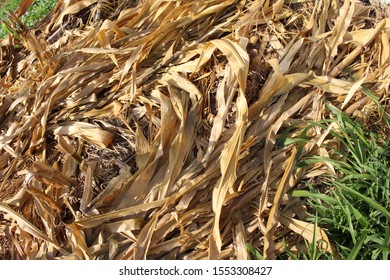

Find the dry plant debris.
[{"left": 0, "top": 0, "right": 389, "bottom": 260}]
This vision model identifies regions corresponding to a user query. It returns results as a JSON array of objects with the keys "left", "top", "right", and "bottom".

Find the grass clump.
[
  {"left": 0, "top": 0, "right": 20, "bottom": 40},
  {"left": 293, "top": 104, "right": 390, "bottom": 260},
  {"left": 0, "top": 0, "right": 57, "bottom": 38}
]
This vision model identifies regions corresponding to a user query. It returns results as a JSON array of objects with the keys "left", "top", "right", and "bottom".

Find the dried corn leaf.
[
  {"left": 52, "top": 122, "right": 114, "bottom": 148},
  {"left": 280, "top": 215, "right": 336, "bottom": 255},
  {"left": 1, "top": 0, "right": 388, "bottom": 261}
]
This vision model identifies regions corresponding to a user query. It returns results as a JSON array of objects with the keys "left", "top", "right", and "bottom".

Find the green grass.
[
  {"left": 292, "top": 103, "right": 390, "bottom": 260},
  {"left": 0, "top": 0, "right": 57, "bottom": 39},
  {"left": 246, "top": 244, "right": 264, "bottom": 260}
]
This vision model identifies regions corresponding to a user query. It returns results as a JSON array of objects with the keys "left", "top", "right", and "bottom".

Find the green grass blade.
[
  {"left": 347, "top": 230, "right": 369, "bottom": 260},
  {"left": 292, "top": 190, "right": 338, "bottom": 204},
  {"left": 246, "top": 244, "right": 263, "bottom": 260},
  {"left": 336, "top": 183, "right": 390, "bottom": 220}
]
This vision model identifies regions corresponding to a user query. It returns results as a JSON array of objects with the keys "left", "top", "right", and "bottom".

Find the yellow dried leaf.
[{"left": 52, "top": 122, "right": 114, "bottom": 148}]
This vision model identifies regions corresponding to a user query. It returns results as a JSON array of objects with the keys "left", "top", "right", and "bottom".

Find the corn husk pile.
[{"left": 0, "top": 0, "right": 389, "bottom": 260}]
